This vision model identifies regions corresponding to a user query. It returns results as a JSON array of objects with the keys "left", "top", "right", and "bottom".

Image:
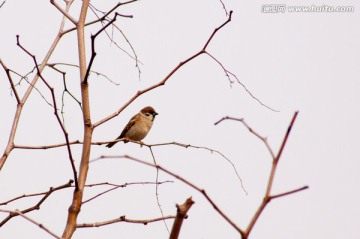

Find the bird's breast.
[{"left": 125, "top": 118, "right": 153, "bottom": 141}]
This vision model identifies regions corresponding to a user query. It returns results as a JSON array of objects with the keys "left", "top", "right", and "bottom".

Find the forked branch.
[
  {"left": 16, "top": 35, "right": 79, "bottom": 190},
  {"left": 93, "top": 11, "right": 234, "bottom": 128},
  {"left": 0, "top": 180, "right": 73, "bottom": 227},
  {"left": 0, "top": 0, "right": 73, "bottom": 171},
  {"left": 96, "top": 154, "right": 246, "bottom": 235},
  {"left": 0, "top": 209, "right": 60, "bottom": 238},
  {"left": 215, "top": 111, "right": 308, "bottom": 238}
]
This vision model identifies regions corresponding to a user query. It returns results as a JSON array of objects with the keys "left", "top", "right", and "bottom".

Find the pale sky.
[{"left": 0, "top": 1, "right": 359, "bottom": 239}]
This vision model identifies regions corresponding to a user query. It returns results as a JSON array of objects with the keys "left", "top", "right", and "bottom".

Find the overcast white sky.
[{"left": 1, "top": 0, "right": 360, "bottom": 239}]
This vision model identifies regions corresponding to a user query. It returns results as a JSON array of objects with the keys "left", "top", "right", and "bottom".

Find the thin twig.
[
  {"left": 270, "top": 186, "right": 309, "bottom": 200},
  {"left": 0, "top": 180, "right": 73, "bottom": 206},
  {"left": 0, "top": 209, "right": 60, "bottom": 239},
  {"left": 15, "top": 138, "right": 246, "bottom": 194},
  {"left": 16, "top": 35, "right": 79, "bottom": 190},
  {"left": 87, "top": 3, "right": 143, "bottom": 78},
  {"left": 206, "top": 52, "right": 278, "bottom": 112},
  {"left": 148, "top": 141, "right": 247, "bottom": 194},
  {"left": 149, "top": 147, "right": 170, "bottom": 233},
  {"left": 214, "top": 116, "right": 276, "bottom": 159},
  {"left": 218, "top": 0, "right": 229, "bottom": 16},
  {"left": 96, "top": 155, "right": 245, "bottom": 235},
  {"left": 62, "top": 0, "right": 139, "bottom": 36},
  {"left": 93, "top": 11, "right": 233, "bottom": 128},
  {"left": 0, "top": 0, "right": 73, "bottom": 171},
  {"left": 84, "top": 13, "right": 128, "bottom": 84},
  {"left": 77, "top": 215, "right": 175, "bottom": 228},
  {"left": 110, "top": 22, "right": 142, "bottom": 80},
  {"left": 0, "top": 180, "right": 73, "bottom": 226},
  {"left": 0, "top": 59, "right": 20, "bottom": 103},
  {"left": 10, "top": 66, "right": 55, "bottom": 107},
  {"left": 82, "top": 181, "right": 173, "bottom": 204}
]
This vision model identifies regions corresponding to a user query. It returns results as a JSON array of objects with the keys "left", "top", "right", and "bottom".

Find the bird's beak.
[{"left": 154, "top": 112, "right": 159, "bottom": 116}]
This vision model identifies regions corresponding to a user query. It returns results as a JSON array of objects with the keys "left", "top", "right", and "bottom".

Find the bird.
[{"left": 105, "top": 106, "right": 158, "bottom": 148}]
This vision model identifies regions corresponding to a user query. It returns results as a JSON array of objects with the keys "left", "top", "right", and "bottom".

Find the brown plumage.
[{"left": 106, "top": 106, "right": 158, "bottom": 148}]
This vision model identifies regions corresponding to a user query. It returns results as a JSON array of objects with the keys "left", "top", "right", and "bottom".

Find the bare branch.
[
  {"left": 48, "top": 62, "right": 119, "bottom": 85},
  {"left": 50, "top": 0, "right": 77, "bottom": 25},
  {"left": 0, "top": 209, "right": 60, "bottom": 239},
  {"left": 215, "top": 116, "right": 276, "bottom": 159},
  {"left": 244, "top": 111, "right": 301, "bottom": 238},
  {"left": 16, "top": 35, "right": 79, "bottom": 190},
  {"left": 203, "top": 11, "right": 232, "bottom": 50},
  {"left": 218, "top": 0, "right": 229, "bottom": 16},
  {"left": 169, "top": 197, "right": 194, "bottom": 239},
  {"left": 0, "top": 59, "right": 20, "bottom": 104},
  {"left": 270, "top": 186, "right": 309, "bottom": 200},
  {"left": 148, "top": 147, "right": 170, "bottom": 232},
  {"left": 84, "top": 12, "right": 130, "bottom": 84},
  {"left": 15, "top": 137, "right": 247, "bottom": 194},
  {"left": 146, "top": 141, "right": 247, "bottom": 194},
  {"left": 0, "top": 180, "right": 73, "bottom": 226},
  {"left": 0, "top": 0, "right": 73, "bottom": 171},
  {"left": 10, "top": 66, "right": 55, "bottom": 107},
  {"left": 110, "top": 22, "right": 142, "bottom": 80},
  {"left": 77, "top": 215, "right": 175, "bottom": 228},
  {"left": 87, "top": 2, "right": 143, "bottom": 77},
  {"left": 96, "top": 155, "right": 245, "bottom": 235},
  {"left": 265, "top": 111, "right": 299, "bottom": 195},
  {"left": 47, "top": 63, "right": 82, "bottom": 125},
  {"left": 206, "top": 52, "right": 278, "bottom": 112},
  {"left": 0, "top": 180, "right": 73, "bottom": 206},
  {"left": 93, "top": 10, "right": 233, "bottom": 128},
  {"left": 82, "top": 180, "right": 173, "bottom": 204},
  {"left": 214, "top": 112, "right": 305, "bottom": 238}
]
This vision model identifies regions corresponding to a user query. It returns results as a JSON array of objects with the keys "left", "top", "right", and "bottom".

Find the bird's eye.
[{"left": 145, "top": 113, "right": 151, "bottom": 116}]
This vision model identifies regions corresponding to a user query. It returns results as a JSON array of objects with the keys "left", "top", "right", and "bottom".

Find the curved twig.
[
  {"left": 93, "top": 11, "right": 234, "bottom": 128},
  {"left": 95, "top": 154, "right": 246, "bottom": 235},
  {"left": 16, "top": 36, "right": 79, "bottom": 190}
]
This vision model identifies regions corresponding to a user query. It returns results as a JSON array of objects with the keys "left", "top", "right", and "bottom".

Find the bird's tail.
[{"left": 105, "top": 141, "right": 116, "bottom": 148}]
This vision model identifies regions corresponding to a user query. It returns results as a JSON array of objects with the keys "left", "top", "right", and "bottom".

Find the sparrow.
[{"left": 105, "top": 106, "right": 158, "bottom": 148}]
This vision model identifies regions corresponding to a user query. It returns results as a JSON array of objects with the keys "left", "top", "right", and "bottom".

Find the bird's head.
[{"left": 141, "top": 106, "right": 158, "bottom": 120}]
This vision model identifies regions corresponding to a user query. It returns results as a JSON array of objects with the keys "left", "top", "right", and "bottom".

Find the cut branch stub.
[{"left": 169, "top": 197, "right": 195, "bottom": 239}]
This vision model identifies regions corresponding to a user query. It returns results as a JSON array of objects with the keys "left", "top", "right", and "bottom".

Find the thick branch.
[{"left": 61, "top": 1, "right": 92, "bottom": 238}]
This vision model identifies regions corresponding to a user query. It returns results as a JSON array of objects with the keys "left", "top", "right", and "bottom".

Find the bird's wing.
[{"left": 118, "top": 114, "right": 137, "bottom": 139}]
